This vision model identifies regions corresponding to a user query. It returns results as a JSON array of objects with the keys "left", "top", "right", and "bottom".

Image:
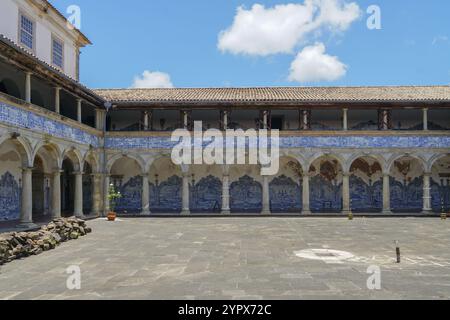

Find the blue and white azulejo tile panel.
[
  {"left": 0, "top": 102, "right": 100, "bottom": 147},
  {"left": 105, "top": 135, "right": 450, "bottom": 150}
]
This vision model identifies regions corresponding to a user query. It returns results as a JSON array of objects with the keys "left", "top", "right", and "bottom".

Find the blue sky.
[{"left": 52, "top": 0, "right": 450, "bottom": 88}]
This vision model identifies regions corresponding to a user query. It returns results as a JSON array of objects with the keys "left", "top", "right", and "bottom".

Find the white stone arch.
[
  {"left": 427, "top": 153, "right": 450, "bottom": 173},
  {"left": 346, "top": 152, "right": 386, "bottom": 174},
  {"left": 0, "top": 134, "right": 33, "bottom": 167},
  {"left": 306, "top": 152, "right": 345, "bottom": 173},
  {"left": 32, "top": 141, "right": 62, "bottom": 172},
  {"left": 62, "top": 147, "right": 83, "bottom": 172},
  {"left": 145, "top": 152, "right": 176, "bottom": 173},
  {"left": 279, "top": 150, "right": 307, "bottom": 174},
  {"left": 107, "top": 152, "right": 146, "bottom": 174},
  {"left": 387, "top": 153, "right": 426, "bottom": 173},
  {"left": 82, "top": 149, "right": 100, "bottom": 173}
]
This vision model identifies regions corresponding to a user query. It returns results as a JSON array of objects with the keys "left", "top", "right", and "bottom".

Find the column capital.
[
  {"left": 21, "top": 167, "right": 34, "bottom": 173},
  {"left": 72, "top": 171, "right": 84, "bottom": 176},
  {"left": 424, "top": 172, "right": 432, "bottom": 177}
]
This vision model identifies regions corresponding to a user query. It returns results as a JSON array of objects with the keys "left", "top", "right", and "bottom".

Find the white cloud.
[
  {"left": 432, "top": 35, "right": 448, "bottom": 45},
  {"left": 131, "top": 70, "right": 174, "bottom": 88},
  {"left": 288, "top": 42, "right": 347, "bottom": 83},
  {"left": 218, "top": 0, "right": 360, "bottom": 56}
]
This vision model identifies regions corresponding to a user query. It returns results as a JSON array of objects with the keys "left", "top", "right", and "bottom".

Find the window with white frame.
[
  {"left": 20, "top": 13, "right": 34, "bottom": 50},
  {"left": 52, "top": 37, "right": 64, "bottom": 69}
]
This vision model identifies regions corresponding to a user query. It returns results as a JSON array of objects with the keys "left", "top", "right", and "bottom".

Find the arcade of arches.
[{"left": 1, "top": 137, "right": 450, "bottom": 223}]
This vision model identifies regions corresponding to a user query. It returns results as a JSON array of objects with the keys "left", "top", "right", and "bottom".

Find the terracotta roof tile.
[{"left": 94, "top": 86, "right": 450, "bottom": 105}]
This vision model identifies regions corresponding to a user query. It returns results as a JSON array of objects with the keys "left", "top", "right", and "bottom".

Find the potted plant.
[{"left": 107, "top": 183, "right": 121, "bottom": 221}]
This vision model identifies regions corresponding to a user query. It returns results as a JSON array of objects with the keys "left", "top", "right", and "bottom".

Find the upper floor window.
[
  {"left": 52, "top": 37, "right": 64, "bottom": 69},
  {"left": 19, "top": 13, "right": 34, "bottom": 50}
]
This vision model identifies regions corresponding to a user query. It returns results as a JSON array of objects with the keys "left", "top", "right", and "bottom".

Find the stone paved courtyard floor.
[{"left": 0, "top": 217, "right": 450, "bottom": 300}]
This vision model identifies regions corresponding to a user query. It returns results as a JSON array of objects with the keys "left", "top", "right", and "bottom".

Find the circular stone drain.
[{"left": 294, "top": 249, "right": 355, "bottom": 263}]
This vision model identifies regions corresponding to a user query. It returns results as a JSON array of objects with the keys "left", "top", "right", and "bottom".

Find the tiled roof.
[{"left": 94, "top": 86, "right": 450, "bottom": 105}]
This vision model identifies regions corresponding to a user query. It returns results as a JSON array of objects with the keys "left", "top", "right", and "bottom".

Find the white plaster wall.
[
  {"left": 0, "top": 0, "right": 79, "bottom": 79},
  {"left": 0, "top": 141, "right": 22, "bottom": 182},
  {"left": 189, "top": 164, "right": 222, "bottom": 181},
  {"left": 390, "top": 156, "right": 424, "bottom": 181},
  {"left": 111, "top": 157, "right": 141, "bottom": 183},
  {"left": 149, "top": 157, "right": 181, "bottom": 183},
  {"left": 230, "top": 165, "right": 262, "bottom": 183}
]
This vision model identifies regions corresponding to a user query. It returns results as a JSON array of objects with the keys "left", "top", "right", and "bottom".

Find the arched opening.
[
  {"left": 0, "top": 78, "right": 22, "bottom": 99},
  {"left": 390, "top": 156, "right": 424, "bottom": 213},
  {"left": 149, "top": 157, "right": 182, "bottom": 213},
  {"left": 269, "top": 157, "right": 302, "bottom": 213},
  {"left": 349, "top": 156, "right": 383, "bottom": 213},
  {"left": 0, "top": 138, "right": 29, "bottom": 222},
  {"left": 83, "top": 161, "right": 93, "bottom": 215},
  {"left": 229, "top": 165, "right": 262, "bottom": 214},
  {"left": 110, "top": 156, "right": 143, "bottom": 214},
  {"left": 32, "top": 155, "right": 48, "bottom": 220},
  {"left": 431, "top": 155, "right": 450, "bottom": 213},
  {"left": 61, "top": 158, "right": 75, "bottom": 216},
  {"left": 189, "top": 165, "right": 222, "bottom": 213},
  {"left": 309, "top": 156, "right": 343, "bottom": 213}
]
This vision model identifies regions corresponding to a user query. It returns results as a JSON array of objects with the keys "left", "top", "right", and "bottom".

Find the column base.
[
  {"left": 422, "top": 209, "right": 433, "bottom": 215},
  {"left": 181, "top": 210, "right": 190, "bottom": 216},
  {"left": 302, "top": 210, "right": 312, "bottom": 215},
  {"left": 382, "top": 210, "right": 393, "bottom": 215},
  {"left": 16, "top": 222, "right": 39, "bottom": 230},
  {"left": 261, "top": 210, "right": 271, "bottom": 215},
  {"left": 221, "top": 209, "right": 231, "bottom": 215},
  {"left": 140, "top": 210, "right": 151, "bottom": 216},
  {"left": 74, "top": 213, "right": 86, "bottom": 219},
  {"left": 342, "top": 210, "right": 351, "bottom": 215}
]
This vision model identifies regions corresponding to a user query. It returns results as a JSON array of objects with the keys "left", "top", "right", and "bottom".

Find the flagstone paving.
[{"left": 0, "top": 217, "right": 449, "bottom": 300}]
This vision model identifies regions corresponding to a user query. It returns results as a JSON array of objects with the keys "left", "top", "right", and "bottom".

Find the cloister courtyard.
[{"left": 0, "top": 217, "right": 449, "bottom": 300}]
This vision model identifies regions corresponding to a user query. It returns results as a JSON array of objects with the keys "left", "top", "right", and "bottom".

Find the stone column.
[
  {"left": 104, "top": 175, "right": 110, "bottom": 214},
  {"left": 223, "top": 110, "right": 229, "bottom": 130},
  {"left": 25, "top": 72, "right": 32, "bottom": 103},
  {"left": 262, "top": 176, "right": 271, "bottom": 214},
  {"left": 221, "top": 169, "right": 230, "bottom": 214},
  {"left": 54, "top": 87, "right": 61, "bottom": 114},
  {"left": 77, "top": 99, "right": 82, "bottom": 122},
  {"left": 302, "top": 174, "right": 311, "bottom": 214},
  {"left": 262, "top": 110, "right": 268, "bottom": 129},
  {"left": 342, "top": 172, "right": 351, "bottom": 214},
  {"left": 343, "top": 108, "right": 348, "bottom": 131},
  {"left": 141, "top": 174, "right": 151, "bottom": 215},
  {"left": 181, "top": 172, "right": 190, "bottom": 215},
  {"left": 423, "top": 108, "right": 428, "bottom": 131},
  {"left": 51, "top": 170, "right": 61, "bottom": 218},
  {"left": 91, "top": 174, "right": 101, "bottom": 216},
  {"left": 382, "top": 173, "right": 392, "bottom": 214},
  {"left": 96, "top": 109, "right": 106, "bottom": 131},
  {"left": 423, "top": 172, "right": 432, "bottom": 214},
  {"left": 73, "top": 172, "right": 84, "bottom": 218},
  {"left": 143, "top": 111, "right": 149, "bottom": 131},
  {"left": 19, "top": 167, "right": 34, "bottom": 227}
]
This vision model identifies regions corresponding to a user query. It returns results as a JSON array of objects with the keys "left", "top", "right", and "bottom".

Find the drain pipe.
[{"left": 102, "top": 101, "right": 112, "bottom": 217}]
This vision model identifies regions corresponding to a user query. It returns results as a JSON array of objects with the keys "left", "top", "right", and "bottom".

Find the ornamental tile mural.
[
  {"left": 0, "top": 171, "right": 20, "bottom": 221},
  {"left": 115, "top": 176, "right": 142, "bottom": 214},
  {"left": 310, "top": 175, "right": 343, "bottom": 213},
  {"left": 190, "top": 175, "right": 222, "bottom": 213},
  {"left": 431, "top": 181, "right": 450, "bottom": 213},
  {"left": 350, "top": 176, "right": 382, "bottom": 212},
  {"left": 83, "top": 175, "right": 93, "bottom": 214},
  {"left": 105, "top": 135, "right": 450, "bottom": 150},
  {"left": 230, "top": 175, "right": 262, "bottom": 213},
  {"left": 0, "top": 102, "right": 100, "bottom": 147},
  {"left": 150, "top": 175, "right": 182, "bottom": 213},
  {"left": 390, "top": 177, "right": 423, "bottom": 212},
  {"left": 269, "top": 175, "right": 302, "bottom": 213}
]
